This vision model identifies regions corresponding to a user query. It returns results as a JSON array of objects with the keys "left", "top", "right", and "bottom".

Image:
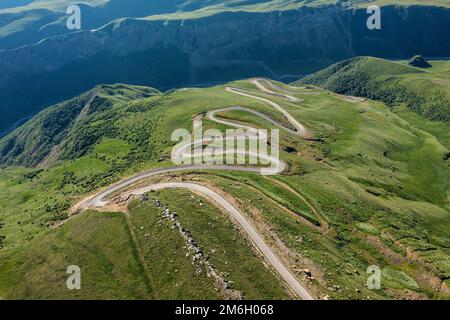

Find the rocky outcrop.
[
  {"left": 141, "top": 195, "right": 244, "bottom": 299},
  {"left": 408, "top": 55, "right": 432, "bottom": 68}
]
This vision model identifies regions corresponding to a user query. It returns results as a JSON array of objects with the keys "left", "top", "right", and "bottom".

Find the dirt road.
[{"left": 74, "top": 79, "right": 314, "bottom": 300}]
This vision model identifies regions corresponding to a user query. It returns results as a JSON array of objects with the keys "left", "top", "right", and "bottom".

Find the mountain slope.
[
  {"left": 296, "top": 57, "right": 450, "bottom": 122},
  {"left": 0, "top": 78, "right": 449, "bottom": 299},
  {"left": 0, "top": 201, "right": 290, "bottom": 299},
  {"left": 2, "top": 0, "right": 449, "bottom": 51},
  {"left": 0, "top": 0, "right": 280, "bottom": 50},
  {"left": 0, "top": 84, "right": 160, "bottom": 167}
]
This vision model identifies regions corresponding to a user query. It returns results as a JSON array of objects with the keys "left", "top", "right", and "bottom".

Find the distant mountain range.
[
  {"left": 1, "top": 1, "right": 450, "bottom": 133},
  {"left": 2, "top": 1, "right": 449, "bottom": 50}
]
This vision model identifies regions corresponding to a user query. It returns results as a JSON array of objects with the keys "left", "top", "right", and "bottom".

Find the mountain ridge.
[
  {"left": 295, "top": 56, "right": 450, "bottom": 122},
  {"left": 0, "top": 76, "right": 449, "bottom": 299},
  {"left": 1, "top": 4, "right": 449, "bottom": 132},
  {"left": 0, "top": 84, "right": 160, "bottom": 167}
]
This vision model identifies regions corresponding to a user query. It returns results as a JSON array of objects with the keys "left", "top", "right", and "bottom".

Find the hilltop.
[{"left": 296, "top": 57, "right": 450, "bottom": 122}]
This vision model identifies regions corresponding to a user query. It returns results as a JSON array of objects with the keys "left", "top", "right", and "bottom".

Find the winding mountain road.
[
  {"left": 226, "top": 83, "right": 311, "bottom": 138},
  {"left": 127, "top": 182, "right": 313, "bottom": 300},
  {"left": 74, "top": 79, "right": 314, "bottom": 300}
]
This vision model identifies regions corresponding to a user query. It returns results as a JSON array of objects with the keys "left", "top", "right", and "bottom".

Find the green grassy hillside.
[
  {"left": 0, "top": 211, "right": 154, "bottom": 299},
  {"left": 1, "top": 0, "right": 273, "bottom": 50},
  {"left": 0, "top": 196, "right": 289, "bottom": 299},
  {"left": 295, "top": 57, "right": 450, "bottom": 122},
  {"left": 0, "top": 77, "right": 448, "bottom": 299},
  {"left": 2, "top": 2, "right": 450, "bottom": 134},
  {"left": 0, "top": 84, "right": 160, "bottom": 167}
]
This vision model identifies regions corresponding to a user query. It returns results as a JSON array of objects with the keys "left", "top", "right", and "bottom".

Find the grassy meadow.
[{"left": 0, "top": 68, "right": 449, "bottom": 299}]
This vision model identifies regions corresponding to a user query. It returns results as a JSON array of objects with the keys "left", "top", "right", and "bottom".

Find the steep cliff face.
[
  {"left": 0, "top": 0, "right": 281, "bottom": 50},
  {"left": 0, "top": 4, "right": 449, "bottom": 132}
]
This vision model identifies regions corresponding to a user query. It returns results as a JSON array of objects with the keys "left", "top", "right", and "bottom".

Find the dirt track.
[{"left": 73, "top": 79, "right": 314, "bottom": 300}]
